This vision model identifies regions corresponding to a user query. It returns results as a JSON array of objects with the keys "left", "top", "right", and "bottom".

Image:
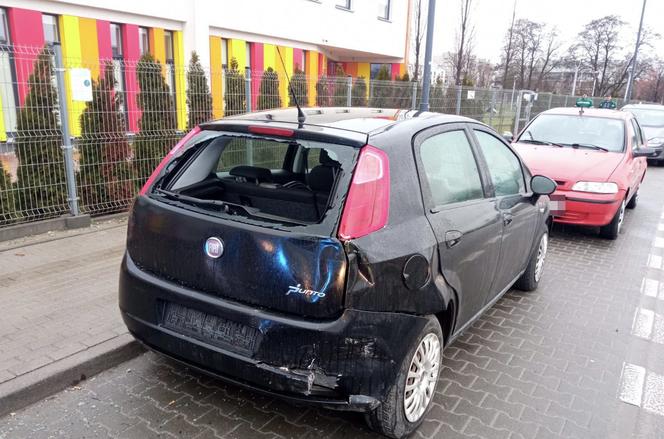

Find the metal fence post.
[
  {"left": 411, "top": 81, "right": 417, "bottom": 110},
  {"left": 53, "top": 43, "right": 80, "bottom": 217},
  {"left": 455, "top": 86, "right": 462, "bottom": 115},
  {"left": 489, "top": 88, "right": 497, "bottom": 126},
  {"left": 245, "top": 67, "right": 252, "bottom": 113},
  {"left": 547, "top": 93, "right": 553, "bottom": 111},
  {"left": 564, "top": 95, "right": 569, "bottom": 107},
  {"left": 513, "top": 90, "right": 523, "bottom": 135},
  {"left": 346, "top": 76, "right": 352, "bottom": 107}
]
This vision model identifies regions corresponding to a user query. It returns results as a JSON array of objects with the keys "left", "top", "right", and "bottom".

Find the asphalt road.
[{"left": 2, "top": 167, "right": 664, "bottom": 439}]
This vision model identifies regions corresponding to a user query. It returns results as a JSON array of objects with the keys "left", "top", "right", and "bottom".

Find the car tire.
[
  {"left": 600, "top": 198, "right": 626, "bottom": 240},
  {"left": 514, "top": 228, "right": 548, "bottom": 292},
  {"left": 626, "top": 188, "right": 638, "bottom": 209},
  {"left": 365, "top": 316, "right": 443, "bottom": 439}
]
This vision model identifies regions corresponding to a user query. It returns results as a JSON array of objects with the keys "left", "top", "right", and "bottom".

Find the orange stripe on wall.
[
  {"left": 149, "top": 28, "right": 166, "bottom": 64},
  {"left": 209, "top": 36, "right": 223, "bottom": 118},
  {"left": 79, "top": 18, "right": 100, "bottom": 78},
  {"left": 345, "top": 62, "right": 358, "bottom": 77}
]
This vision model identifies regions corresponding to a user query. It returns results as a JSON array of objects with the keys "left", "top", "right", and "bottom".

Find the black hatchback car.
[{"left": 120, "top": 107, "right": 555, "bottom": 438}]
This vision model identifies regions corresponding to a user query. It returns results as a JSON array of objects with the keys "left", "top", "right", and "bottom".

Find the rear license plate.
[{"left": 161, "top": 302, "right": 259, "bottom": 355}]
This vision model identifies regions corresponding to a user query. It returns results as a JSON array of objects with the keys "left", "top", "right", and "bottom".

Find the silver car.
[{"left": 622, "top": 104, "right": 664, "bottom": 164}]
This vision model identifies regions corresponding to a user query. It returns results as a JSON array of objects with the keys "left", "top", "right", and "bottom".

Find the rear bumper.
[
  {"left": 552, "top": 190, "right": 623, "bottom": 227},
  {"left": 119, "top": 252, "right": 426, "bottom": 411}
]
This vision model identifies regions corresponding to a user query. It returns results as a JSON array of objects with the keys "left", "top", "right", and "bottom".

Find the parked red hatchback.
[{"left": 513, "top": 108, "right": 658, "bottom": 239}]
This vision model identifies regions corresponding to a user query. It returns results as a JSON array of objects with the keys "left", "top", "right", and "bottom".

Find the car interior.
[{"left": 167, "top": 136, "right": 346, "bottom": 223}]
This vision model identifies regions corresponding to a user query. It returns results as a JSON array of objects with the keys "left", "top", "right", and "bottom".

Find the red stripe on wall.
[
  {"left": 96, "top": 20, "right": 112, "bottom": 60},
  {"left": 391, "top": 63, "right": 400, "bottom": 80},
  {"left": 318, "top": 56, "right": 325, "bottom": 77},
  {"left": 7, "top": 8, "right": 45, "bottom": 105},
  {"left": 122, "top": 24, "right": 140, "bottom": 132},
  {"left": 250, "top": 43, "right": 263, "bottom": 111},
  {"left": 292, "top": 48, "right": 303, "bottom": 71}
]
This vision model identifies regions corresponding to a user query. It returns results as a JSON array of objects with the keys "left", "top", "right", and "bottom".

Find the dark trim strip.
[{"left": 566, "top": 197, "right": 617, "bottom": 205}]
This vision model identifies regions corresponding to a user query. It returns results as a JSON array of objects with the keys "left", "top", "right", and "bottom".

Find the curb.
[
  {"left": 0, "top": 214, "right": 92, "bottom": 242},
  {"left": 0, "top": 334, "right": 145, "bottom": 418}
]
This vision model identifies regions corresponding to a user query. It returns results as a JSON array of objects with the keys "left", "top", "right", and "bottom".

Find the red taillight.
[
  {"left": 139, "top": 126, "right": 202, "bottom": 195},
  {"left": 338, "top": 145, "right": 390, "bottom": 240},
  {"left": 248, "top": 126, "right": 294, "bottom": 137}
]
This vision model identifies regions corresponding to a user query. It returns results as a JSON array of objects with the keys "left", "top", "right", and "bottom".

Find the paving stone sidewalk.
[{"left": 0, "top": 218, "right": 135, "bottom": 409}]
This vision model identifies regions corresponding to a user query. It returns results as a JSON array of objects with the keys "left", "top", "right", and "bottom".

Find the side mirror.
[
  {"left": 633, "top": 147, "right": 660, "bottom": 158},
  {"left": 531, "top": 175, "right": 557, "bottom": 195},
  {"left": 502, "top": 131, "right": 514, "bottom": 143}
]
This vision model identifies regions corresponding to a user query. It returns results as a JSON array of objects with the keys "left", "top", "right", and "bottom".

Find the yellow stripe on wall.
[
  {"left": 263, "top": 44, "right": 276, "bottom": 70},
  {"left": 59, "top": 15, "right": 83, "bottom": 137},
  {"left": 209, "top": 36, "right": 223, "bottom": 119},
  {"left": 275, "top": 46, "right": 292, "bottom": 108},
  {"left": 173, "top": 31, "right": 186, "bottom": 130},
  {"left": 78, "top": 18, "right": 99, "bottom": 79},
  {"left": 358, "top": 62, "right": 371, "bottom": 97},
  {"left": 228, "top": 39, "right": 247, "bottom": 71},
  {"left": 305, "top": 51, "right": 318, "bottom": 106},
  {"left": 149, "top": 28, "right": 166, "bottom": 64}
]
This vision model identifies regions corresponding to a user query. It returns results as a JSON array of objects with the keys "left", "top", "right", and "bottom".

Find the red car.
[{"left": 513, "top": 107, "right": 658, "bottom": 239}]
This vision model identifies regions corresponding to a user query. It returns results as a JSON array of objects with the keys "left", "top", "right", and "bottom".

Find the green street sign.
[{"left": 576, "top": 98, "right": 593, "bottom": 108}]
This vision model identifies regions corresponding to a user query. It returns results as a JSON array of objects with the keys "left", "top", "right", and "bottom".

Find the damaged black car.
[{"left": 119, "top": 107, "right": 555, "bottom": 438}]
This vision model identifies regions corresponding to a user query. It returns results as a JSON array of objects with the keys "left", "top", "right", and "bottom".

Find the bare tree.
[
  {"left": 535, "top": 28, "right": 561, "bottom": 90},
  {"left": 573, "top": 15, "right": 625, "bottom": 96},
  {"left": 449, "top": 0, "right": 475, "bottom": 86},
  {"left": 411, "top": 0, "right": 427, "bottom": 81},
  {"left": 512, "top": 19, "right": 543, "bottom": 89}
]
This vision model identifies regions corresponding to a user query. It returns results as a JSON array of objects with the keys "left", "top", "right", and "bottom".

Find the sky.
[{"left": 431, "top": 0, "right": 664, "bottom": 63}]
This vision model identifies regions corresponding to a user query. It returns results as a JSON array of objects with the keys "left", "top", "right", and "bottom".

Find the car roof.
[
  {"left": 622, "top": 103, "right": 664, "bottom": 111},
  {"left": 540, "top": 107, "right": 631, "bottom": 120},
  {"left": 215, "top": 107, "right": 476, "bottom": 135}
]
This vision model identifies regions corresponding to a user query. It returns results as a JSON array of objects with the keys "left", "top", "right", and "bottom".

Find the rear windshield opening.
[{"left": 153, "top": 132, "right": 357, "bottom": 225}]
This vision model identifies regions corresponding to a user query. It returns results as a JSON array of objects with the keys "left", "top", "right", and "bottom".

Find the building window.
[
  {"left": 109, "top": 23, "right": 126, "bottom": 116},
  {"left": 337, "top": 0, "right": 352, "bottom": 10},
  {"left": 0, "top": 8, "right": 8, "bottom": 43},
  {"left": 221, "top": 39, "right": 228, "bottom": 69},
  {"left": 164, "top": 30, "right": 176, "bottom": 99},
  {"left": 42, "top": 14, "right": 59, "bottom": 45},
  {"left": 378, "top": 0, "right": 391, "bottom": 20},
  {"left": 0, "top": 8, "right": 17, "bottom": 134},
  {"left": 110, "top": 23, "right": 123, "bottom": 58},
  {"left": 370, "top": 63, "right": 391, "bottom": 79},
  {"left": 139, "top": 27, "right": 149, "bottom": 56}
]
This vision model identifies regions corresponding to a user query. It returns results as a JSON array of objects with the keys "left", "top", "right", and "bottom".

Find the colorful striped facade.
[{"left": 0, "top": 4, "right": 409, "bottom": 139}]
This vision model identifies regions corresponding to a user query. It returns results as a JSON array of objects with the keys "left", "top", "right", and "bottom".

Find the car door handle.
[
  {"left": 445, "top": 230, "right": 463, "bottom": 248},
  {"left": 503, "top": 213, "right": 513, "bottom": 226}
]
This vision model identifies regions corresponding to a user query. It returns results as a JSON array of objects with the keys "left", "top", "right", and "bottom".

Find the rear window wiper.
[
  {"left": 154, "top": 188, "right": 230, "bottom": 211},
  {"left": 566, "top": 143, "right": 610, "bottom": 152},
  {"left": 519, "top": 139, "right": 565, "bottom": 148}
]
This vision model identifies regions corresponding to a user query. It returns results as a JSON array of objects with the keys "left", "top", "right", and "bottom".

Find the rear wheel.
[
  {"left": 366, "top": 316, "right": 442, "bottom": 438},
  {"left": 515, "top": 229, "right": 548, "bottom": 292},
  {"left": 600, "top": 198, "right": 626, "bottom": 240}
]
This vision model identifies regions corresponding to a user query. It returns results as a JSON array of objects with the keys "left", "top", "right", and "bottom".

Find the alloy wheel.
[
  {"left": 617, "top": 200, "right": 626, "bottom": 232},
  {"left": 403, "top": 333, "right": 441, "bottom": 423},
  {"left": 534, "top": 233, "right": 548, "bottom": 283}
]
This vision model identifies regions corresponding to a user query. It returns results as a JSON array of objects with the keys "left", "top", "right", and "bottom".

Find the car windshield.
[
  {"left": 518, "top": 114, "right": 625, "bottom": 152},
  {"left": 625, "top": 108, "right": 664, "bottom": 127}
]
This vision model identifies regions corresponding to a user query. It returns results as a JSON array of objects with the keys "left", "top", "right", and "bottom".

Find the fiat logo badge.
[{"left": 204, "top": 237, "right": 224, "bottom": 259}]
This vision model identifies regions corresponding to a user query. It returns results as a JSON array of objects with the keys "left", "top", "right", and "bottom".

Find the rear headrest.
[
  {"left": 229, "top": 166, "right": 273, "bottom": 183},
  {"left": 308, "top": 165, "right": 335, "bottom": 193}
]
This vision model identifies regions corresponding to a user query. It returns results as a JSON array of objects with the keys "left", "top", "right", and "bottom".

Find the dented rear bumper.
[{"left": 119, "top": 252, "right": 428, "bottom": 411}]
